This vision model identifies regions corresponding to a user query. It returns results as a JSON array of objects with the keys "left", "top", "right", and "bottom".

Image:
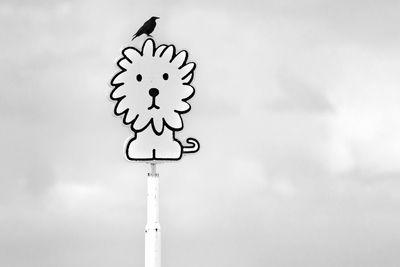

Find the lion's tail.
[{"left": 182, "top": 138, "right": 200, "bottom": 154}]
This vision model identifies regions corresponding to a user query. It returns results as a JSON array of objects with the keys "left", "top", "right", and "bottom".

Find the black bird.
[{"left": 132, "top": 16, "right": 160, "bottom": 41}]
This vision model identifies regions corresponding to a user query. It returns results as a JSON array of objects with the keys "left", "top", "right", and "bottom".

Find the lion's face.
[{"left": 110, "top": 38, "right": 196, "bottom": 134}]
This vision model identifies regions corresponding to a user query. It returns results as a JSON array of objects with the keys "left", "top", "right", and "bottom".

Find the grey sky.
[{"left": 1, "top": 0, "right": 400, "bottom": 266}]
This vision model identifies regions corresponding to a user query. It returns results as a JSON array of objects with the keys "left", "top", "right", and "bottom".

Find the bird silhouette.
[{"left": 132, "top": 16, "right": 160, "bottom": 41}]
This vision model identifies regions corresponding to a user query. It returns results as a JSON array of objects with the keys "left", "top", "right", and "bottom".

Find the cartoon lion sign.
[{"left": 110, "top": 38, "right": 200, "bottom": 161}]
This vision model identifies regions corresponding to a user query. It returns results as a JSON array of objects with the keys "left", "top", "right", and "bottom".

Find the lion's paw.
[
  {"left": 126, "top": 139, "right": 154, "bottom": 160},
  {"left": 154, "top": 139, "right": 182, "bottom": 160}
]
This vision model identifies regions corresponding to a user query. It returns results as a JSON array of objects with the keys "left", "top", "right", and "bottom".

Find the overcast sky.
[{"left": 1, "top": 0, "right": 400, "bottom": 266}]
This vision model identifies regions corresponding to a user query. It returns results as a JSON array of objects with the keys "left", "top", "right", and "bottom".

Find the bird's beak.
[{"left": 155, "top": 17, "right": 160, "bottom": 20}]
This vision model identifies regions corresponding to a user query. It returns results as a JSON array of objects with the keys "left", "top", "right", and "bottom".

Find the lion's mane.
[{"left": 110, "top": 38, "right": 196, "bottom": 135}]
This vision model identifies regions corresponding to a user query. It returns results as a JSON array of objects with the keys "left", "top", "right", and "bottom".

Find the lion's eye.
[
  {"left": 163, "top": 73, "right": 169, "bottom": 80},
  {"left": 136, "top": 74, "right": 142, "bottom": 82}
]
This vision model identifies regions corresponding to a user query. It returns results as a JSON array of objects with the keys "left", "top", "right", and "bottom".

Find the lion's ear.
[
  {"left": 143, "top": 39, "right": 155, "bottom": 56},
  {"left": 117, "top": 58, "right": 132, "bottom": 70},
  {"left": 122, "top": 47, "right": 141, "bottom": 62},
  {"left": 111, "top": 71, "right": 127, "bottom": 87},
  {"left": 182, "top": 73, "right": 193, "bottom": 84},
  {"left": 171, "top": 51, "right": 188, "bottom": 68},
  {"left": 180, "top": 62, "right": 196, "bottom": 79},
  {"left": 155, "top": 45, "right": 167, "bottom": 57}
]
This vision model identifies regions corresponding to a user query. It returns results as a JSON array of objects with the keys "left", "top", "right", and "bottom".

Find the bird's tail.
[{"left": 131, "top": 34, "right": 137, "bottom": 41}]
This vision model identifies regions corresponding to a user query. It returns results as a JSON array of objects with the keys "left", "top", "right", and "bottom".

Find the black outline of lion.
[{"left": 110, "top": 38, "right": 200, "bottom": 161}]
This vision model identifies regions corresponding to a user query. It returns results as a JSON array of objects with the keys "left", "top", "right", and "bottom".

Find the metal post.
[{"left": 145, "top": 162, "right": 161, "bottom": 267}]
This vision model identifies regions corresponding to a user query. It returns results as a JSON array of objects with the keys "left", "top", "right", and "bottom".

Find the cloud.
[
  {"left": 1, "top": 0, "right": 400, "bottom": 266},
  {"left": 266, "top": 71, "right": 334, "bottom": 113}
]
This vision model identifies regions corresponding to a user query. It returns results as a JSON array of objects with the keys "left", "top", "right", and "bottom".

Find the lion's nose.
[{"left": 149, "top": 88, "right": 159, "bottom": 97}]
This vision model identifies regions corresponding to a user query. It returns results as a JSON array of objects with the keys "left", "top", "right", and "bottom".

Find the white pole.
[{"left": 145, "top": 162, "right": 161, "bottom": 267}]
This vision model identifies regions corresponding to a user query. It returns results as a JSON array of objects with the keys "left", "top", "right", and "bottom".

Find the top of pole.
[{"left": 148, "top": 162, "right": 159, "bottom": 177}]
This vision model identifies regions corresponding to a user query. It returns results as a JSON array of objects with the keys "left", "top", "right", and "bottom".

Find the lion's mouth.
[
  {"left": 148, "top": 97, "right": 160, "bottom": 110},
  {"left": 148, "top": 103, "right": 160, "bottom": 110}
]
